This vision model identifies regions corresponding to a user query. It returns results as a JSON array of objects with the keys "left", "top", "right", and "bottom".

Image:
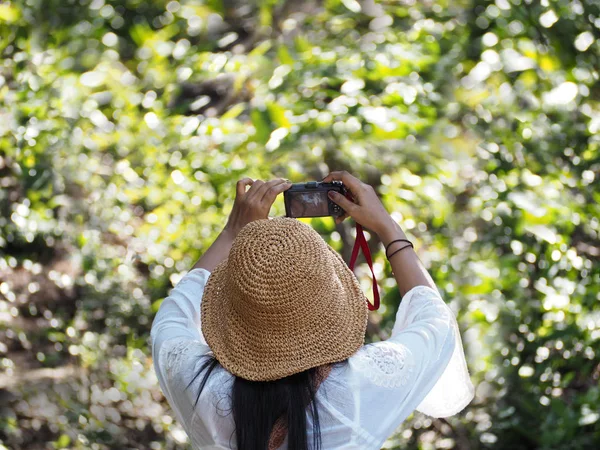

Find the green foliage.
[{"left": 0, "top": 0, "right": 598, "bottom": 449}]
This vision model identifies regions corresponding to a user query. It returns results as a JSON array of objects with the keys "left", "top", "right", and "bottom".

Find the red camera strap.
[{"left": 348, "top": 223, "right": 380, "bottom": 311}]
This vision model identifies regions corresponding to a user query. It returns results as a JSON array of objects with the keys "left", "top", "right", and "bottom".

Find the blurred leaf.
[
  {"left": 54, "top": 434, "right": 70, "bottom": 448},
  {"left": 277, "top": 46, "right": 294, "bottom": 66},
  {"left": 0, "top": 4, "right": 20, "bottom": 23},
  {"left": 221, "top": 103, "right": 245, "bottom": 120},
  {"left": 251, "top": 108, "right": 272, "bottom": 143},
  {"left": 266, "top": 101, "right": 291, "bottom": 129}
]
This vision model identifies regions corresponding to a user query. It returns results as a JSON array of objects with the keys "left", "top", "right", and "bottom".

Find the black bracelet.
[
  {"left": 385, "top": 238, "right": 413, "bottom": 258},
  {"left": 387, "top": 242, "right": 414, "bottom": 261}
]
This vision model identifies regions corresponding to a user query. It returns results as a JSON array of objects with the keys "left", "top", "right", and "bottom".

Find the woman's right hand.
[
  {"left": 322, "top": 171, "right": 400, "bottom": 240},
  {"left": 224, "top": 177, "right": 292, "bottom": 237}
]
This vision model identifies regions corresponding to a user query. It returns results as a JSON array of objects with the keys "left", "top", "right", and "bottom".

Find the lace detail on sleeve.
[
  {"left": 160, "top": 339, "right": 207, "bottom": 383},
  {"left": 350, "top": 341, "right": 416, "bottom": 388}
]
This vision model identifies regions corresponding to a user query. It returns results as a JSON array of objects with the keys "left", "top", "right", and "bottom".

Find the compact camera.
[{"left": 284, "top": 181, "right": 347, "bottom": 218}]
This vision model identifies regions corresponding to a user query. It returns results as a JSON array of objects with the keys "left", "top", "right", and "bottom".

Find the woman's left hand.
[{"left": 223, "top": 178, "right": 292, "bottom": 237}]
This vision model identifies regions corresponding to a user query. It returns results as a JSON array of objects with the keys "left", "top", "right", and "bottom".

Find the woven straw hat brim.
[{"left": 201, "top": 241, "right": 368, "bottom": 381}]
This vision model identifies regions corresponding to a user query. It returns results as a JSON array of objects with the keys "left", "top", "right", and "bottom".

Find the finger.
[
  {"left": 261, "top": 179, "right": 292, "bottom": 205},
  {"left": 335, "top": 212, "right": 349, "bottom": 225},
  {"left": 322, "top": 170, "right": 363, "bottom": 193},
  {"left": 327, "top": 190, "right": 357, "bottom": 214},
  {"left": 245, "top": 179, "right": 265, "bottom": 198},
  {"left": 236, "top": 178, "right": 254, "bottom": 196},
  {"left": 249, "top": 178, "right": 286, "bottom": 201}
]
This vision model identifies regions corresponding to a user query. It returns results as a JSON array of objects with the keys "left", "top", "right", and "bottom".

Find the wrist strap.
[
  {"left": 341, "top": 189, "right": 380, "bottom": 311},
  {"left": 348, "top": 223, "right": 380, "bottom": 311}
]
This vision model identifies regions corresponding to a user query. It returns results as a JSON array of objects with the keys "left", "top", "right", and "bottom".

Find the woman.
[{"left": 151, "top": 171, "right": 474, "bottom": 449}]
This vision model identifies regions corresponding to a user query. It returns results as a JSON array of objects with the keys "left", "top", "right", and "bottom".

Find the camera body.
[{"left": 284, "top": 181, "right": 347, "bottom": 218}]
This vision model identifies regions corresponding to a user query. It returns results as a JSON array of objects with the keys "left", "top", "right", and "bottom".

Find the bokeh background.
[{"left": 1, "top": 0, "right": 599, "bottom": 449}]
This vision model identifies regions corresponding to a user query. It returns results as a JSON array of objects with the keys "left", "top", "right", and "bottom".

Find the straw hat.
[{"left": 201, "top": 217, "right": 368, "bottom": 381}]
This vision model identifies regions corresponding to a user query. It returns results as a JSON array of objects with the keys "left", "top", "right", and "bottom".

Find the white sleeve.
[
  {"left": 149, "top": 268, "right": 213, "bottom": 433},
  {"left": 391, "top": 285, "right": 474, "bottom": 418},
  {"left": 150, "top": 268, "right": 212, "bottom": 365},
  {"left": 346, "top": 285, "right": 474, "bottom": 444}
]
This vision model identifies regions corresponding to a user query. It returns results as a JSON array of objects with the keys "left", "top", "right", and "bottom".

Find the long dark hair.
[{"left": 187, "top": 355, "right": 323, "bottom": 450}]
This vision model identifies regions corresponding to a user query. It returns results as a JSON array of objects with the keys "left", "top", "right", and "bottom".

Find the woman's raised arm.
[
  {"left": 192, "top": 177, "right": 292, "bottom": 272},
  {"left": 322, "top": 170, "right": 435, "bottom": 297}
]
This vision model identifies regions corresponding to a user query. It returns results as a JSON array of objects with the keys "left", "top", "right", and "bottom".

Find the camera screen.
[{"left": 288, "top": 191, "right": 330, "bottom": 217}]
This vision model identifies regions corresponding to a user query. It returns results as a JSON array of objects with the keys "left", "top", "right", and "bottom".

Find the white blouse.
[{"left": 151, "top": 268, "right": 474, "bottom": 449}]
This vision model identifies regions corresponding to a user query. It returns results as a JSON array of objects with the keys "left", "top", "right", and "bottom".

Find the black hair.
[{"left": 186, "top": 355, "right": 322, "bottom": 450}]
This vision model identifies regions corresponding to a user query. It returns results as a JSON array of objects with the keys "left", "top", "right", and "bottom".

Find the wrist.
[
  {"left": 376, "top": 219, "right": 407, "bottom": 246},
  {"left": 220, "top": 226, "right": 239, "bottom": 242}
]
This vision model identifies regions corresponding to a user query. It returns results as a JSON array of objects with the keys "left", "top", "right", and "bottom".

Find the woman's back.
[{"left": 152, "top": 268, "right": 473, "bottom": 449}]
